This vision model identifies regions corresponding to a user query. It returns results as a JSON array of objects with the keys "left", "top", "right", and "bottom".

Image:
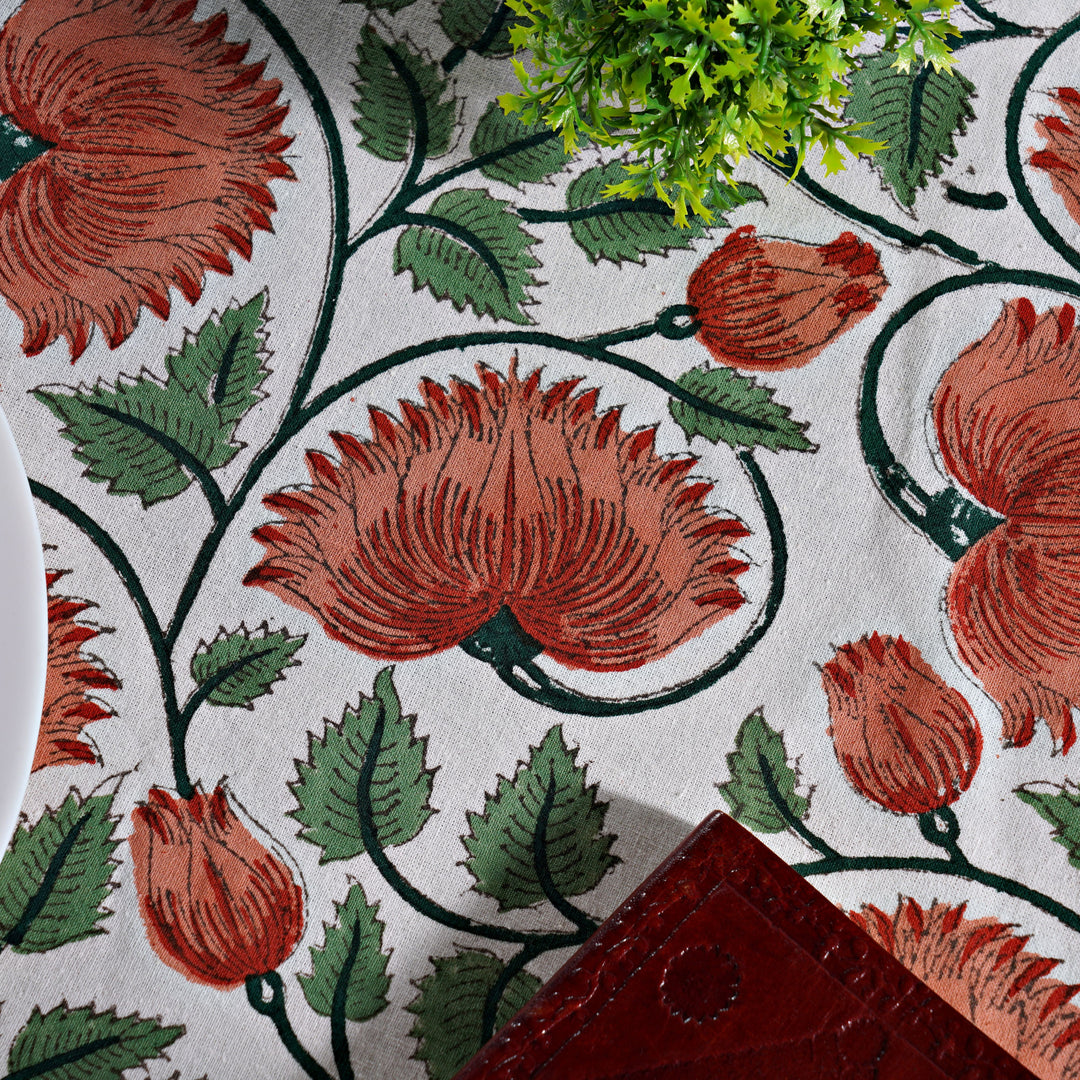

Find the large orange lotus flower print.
[
  {"left": 0, "top": 0, "right": 294, "bottom": 359},
  {"left": 246, "top": 361, "right": 751, "bottom": 671},
  {"left": 934, "top": 298, "right": 1080, "bottom": 753}
]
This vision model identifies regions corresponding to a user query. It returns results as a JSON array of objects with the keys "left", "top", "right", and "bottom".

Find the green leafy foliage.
[
  {"left": 298, "top": 881, "right": 391, "bottom": 1020},
  {"left": 1016, "top": 782, "right": 1080, "bottom": 870},
  {"left": 470, "top": 102, "right": 571, "bottom": 188},
  {"left": 190, "top": 623, "right": 305, "bottom": 709},
  {"left": 566, "top": 162, "right": 762, "bottom": 265},
  {"left": 845, "top": 52, "right": 976, "bottom": 208},
  {"left": 291, "top": 668, "right": 435, "bottom": 860},
  {"left": 669, "top": 365, "right": 813, "bottom": 454},
  {"left": 0, "top": 786, "right": 121, "bottom": 953},
  {"left": 34, "top": 294, "right": 270, "bottom": 507},
  {"left": 717, "top": 712, "right": 809, "bottom": 834},
  {"left": 394, "top": 188, "right": 541, "bottom": 323},
  {"left": 353, "top": 26, "right": 458, "bottom": 161},
  {"left": 7, "top": 1003, "right": 183, "bottom": 1080},
  {"left": 463, "top": 725, "right": 617, "bottom": 911},
  {"left": 500, "top": 0, "right": 959, "bottom": 222},
  {"left": 407, "top": 949, "right": 540, "bottom": 1080},
  {"left": 439, "top": 0, "right": 528, "bottom": 56}
]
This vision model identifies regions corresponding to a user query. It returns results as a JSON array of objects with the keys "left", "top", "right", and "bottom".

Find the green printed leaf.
[
  {"left": 470, "top": 103, "right": 571, "bottom": 188},
  {"left": 0, "top": 786, "right": 121, "bottom": 953},
  {"left": 34, "top": 294, "right": 271, "bottom": 507},
  {"left": 353, "top": 27, "right": 458, "bottom": 162},
  {"left": 439, "top": 0, "right": 529, "bottom": 58},
  {"left": 1016, "top": 781, "right": 1080, "bottom": 870},
  {"left": 298, "top": 881, "right": 391, "bottom": 1020},
  {"left": 190, "top": 623, "right": 305, "bottom": 709},
  {"left": 566, "top": 162, "right": 762, "bottom": 265},
  {"left": 463, "top": 725, "right": 617, "bottom": 911},
  {"left": 845, "top": 53, "right": 976, "bottom": 208},
  {"left": 717, "top": 712, "right": 809, "bottom": 834},
  {"left": 669, "top": 365, "right": 814, "bottom": 454},
  {"left": 7, "top": 1003, "right": 183, "bottom": 1080},
  {"left": 407, "top": 949, "right": 540, "bottom": 1080},
  {"left": 394, "top": 188, "right": 541, "bottom": 323},
  {"left": 291, "top": 667, "right": 435, "bottom": 859}
]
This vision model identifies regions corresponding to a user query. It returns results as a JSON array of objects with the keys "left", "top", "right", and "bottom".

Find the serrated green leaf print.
[
  {"left": 407, "top": 949, "right": 540, "bottom": 1080},
  {"left": 298, "top": 881, "right": 391, "bottom": 1020},
  {"left": 190, "top": 623, "right": 304, "bottom": 709},
  {"left": 291, "top": 667, "right": 435, "bottom": 860},
  {"left": 34, "top": 294, "right": 271, "bottom": 507},
  {"left": 439, "top": 0, "right": 527, "bottom": 57},
  {"left": 566, "top": 162, "right": 762, "bottom": 266},
  {"left": 463, "top": 725, "right": 617, "bottom": 911},
  {"left": 394, "top": 188, "right": 541, "bottom": 323},
  {"left": 0, "top": 787, "right": 120, "bottom": 953},
  {"left": 7, "top": 1003, "right": 183, "bottom": 1080},
  {"left": 717, "top": 712, "right": 809, "bottom": 834},
  {"left": 353, "top": 27, "right": 457, "bottom": 162},
  {"left": 470, "top": 103, "right": 570, "bottom": 188},
  {"left": 669, "top": 365, "right": 813, "bottom": 454},
  {"left": 845, "top": 53, "right": 976, "bottom": 208},
  {"left": 1016, "top": 781, "right": 1080, "bottom": 871}
]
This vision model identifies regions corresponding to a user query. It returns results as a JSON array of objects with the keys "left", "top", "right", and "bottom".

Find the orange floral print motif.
[
  {"left": 245, "top": 360, "right": 751, "bottom": 671},
  {"left": 934, "top": 299, "right": 1080, "bottom": 753},
  {"left": 686, "top": 225, "right": 888, "bottom": 372},
  {"left": 822, "top": 633, "right": 982, "bottom": 815},
  {"left": 1031, "top": 88, "right": 1080, "bottom": 227},
  {"left": 35, "top": 566, "right": 120, "bottom": 770},
  {"left": 0, "top": 0, "right": 294, "bottom": 359},
  {"left": 852, "top": 899, "right": 1080, "bottom": 1080},
  {"left": 130, "top": 786, "right": 304, "bottom": 989}
]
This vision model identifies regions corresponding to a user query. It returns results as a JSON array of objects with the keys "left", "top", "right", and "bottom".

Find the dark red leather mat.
[{"left": 456, "top": 811, "right": 1037, "bottom": 1079}]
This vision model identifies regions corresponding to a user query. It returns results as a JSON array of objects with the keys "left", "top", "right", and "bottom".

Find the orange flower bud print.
[
  {"left": 823, "top": 634, "right": 982, "bottom": 815},
  {"left": 245, "top": 360, "right": 751, "bottom": 672},
  {"left": 686, "top": 226, "right": 888, "bottom": 372},
  {"left": 1031, "top": 88, "right": 1080, "bottom": 228},
  {"left": 0, "top": 0, "right": 294, "bottom": 358},
  {"left": 130, "top": 786, "right": 304, "bottom": 988},
  {"left": 934, "top": 299, "right": 1080, "bottom": 753}
]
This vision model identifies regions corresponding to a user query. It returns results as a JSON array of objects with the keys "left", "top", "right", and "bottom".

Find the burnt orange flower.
[
  {"left": 822, "top": 633, "right": 982, "bottom": 815},
  {"left": 852, "top": 898, "right": 1080, "bottom": 1080},
  {"left": 245, "top": 360, "right": 750, "bottom": 671},
  {"left": 34, "top": 566, "right": 120, "bottom": 771},
  {"left": 934, "top": 298, "right": 1080, "bottom": 754},
  {"left": 686, "top": 225, "right": 887, "bottom": 372},
  {"left": 0, "top": 0, "right": 294, "bottom": 359},
  {"left": 1031, "top": 88, "right": 1080, "bottom": 227},
  {"left": 130, "top": 785, "right": 304, "bottom": 988}
]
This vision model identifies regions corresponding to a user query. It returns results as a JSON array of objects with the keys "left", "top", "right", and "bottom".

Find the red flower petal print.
[
  {"left": 933, "top": 298, "right": 1080, "bottom": 753},
  {"left": 686, "top": 225, "right": 888, "bottom": 371},
  {"left": 0, "top": 0, "right": 294, "bottom": 359},
  {"left": 822, "top": 633, "right": 982, "bottom": 815},
  {"left": 130, "top": 785, "right": 304, "bottom": 989},
  {"left": 34, "top": 565, "right": 120, "bottom": 771},
  {"left": 1031, "top": 88, "right": 1080, "bottom": 227},
  {"left": 852, "top": 898, "right": 1080, "bottom": 1079},
  {"left": 245, "top": 360, "right": 751, "bottom": 671}
]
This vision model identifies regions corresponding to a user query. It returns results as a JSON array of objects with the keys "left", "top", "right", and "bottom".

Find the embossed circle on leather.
[{"left": 659, "top": 943, "right": 740, "bottom": 1023}]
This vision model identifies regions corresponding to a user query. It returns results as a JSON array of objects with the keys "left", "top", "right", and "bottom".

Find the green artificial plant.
[{"left": 500, "top": 0, "right": 960, "bottom": 223}]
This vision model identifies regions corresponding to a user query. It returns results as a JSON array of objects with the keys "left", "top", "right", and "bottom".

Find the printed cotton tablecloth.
[{"left": 3, "top": 0, "right": 1080, "bottom": 1077}]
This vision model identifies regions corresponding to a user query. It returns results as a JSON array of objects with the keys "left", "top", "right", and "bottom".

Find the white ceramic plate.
[{"left": 0, "top": 405, "right": 45, "bottom": 847}]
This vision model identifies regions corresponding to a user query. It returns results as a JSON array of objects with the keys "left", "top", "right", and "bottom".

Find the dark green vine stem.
[
  {"left": 754, "top": 765, "right": 1080, "bottom": 935},
  {"left": 330, "top": 924, "right": 362, "bottom": 1080},
  {"left": 443, "top": 0, "right": 511, "bottom": 72},
  {"left": 245, "top": 972, "right": 336, "bottom": 1080},
  {"left": 482, "top": 450, "right": 785, "bottom": 715},
  {"left": 758, "top": 755, "right": 838, "bottom": 860},
  {"left": 1006, "top": 11, "right": 1080, "bottom": 277},
  {"left": 535, "top": 775, "right": 600, "bottom": 935},
  {"left": 357, "top": 703, "right": 593, "bottom": 950},
  {"left": 480, "top": 941, "right": 545, "bottom": 1045},
  {"left": 861, "top": 265, "right": 1080, "bottom": 560}
]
